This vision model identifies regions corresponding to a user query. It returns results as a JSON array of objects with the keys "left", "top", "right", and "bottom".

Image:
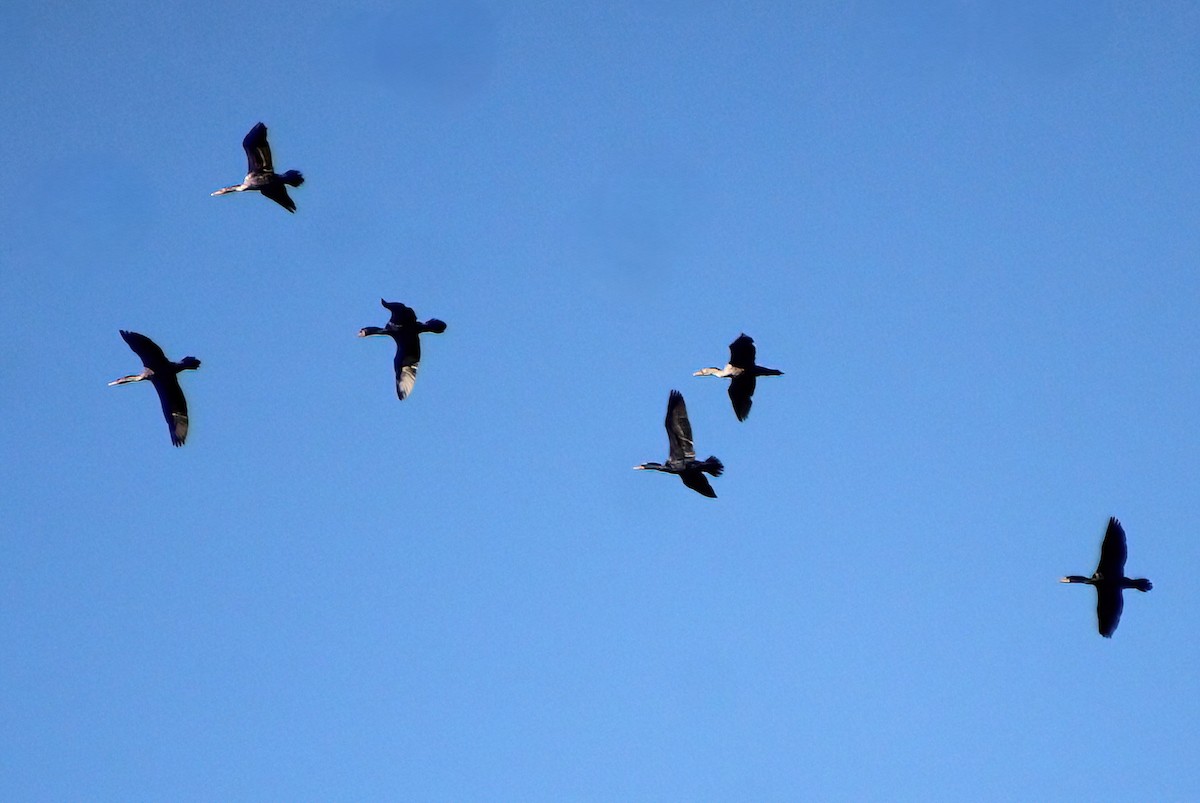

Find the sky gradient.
[{"left": 2, "top": 1, "right": 1199, "bottom": 799}]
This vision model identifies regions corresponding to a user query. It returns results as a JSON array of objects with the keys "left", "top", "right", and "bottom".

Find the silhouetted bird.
[
  {"left": 109, "top": 330, "right": 201, "bottom": 447},
  {"left": 693, "top": 333, "right": 783, "bottom": 421},
  {"left": 358, "top": 299, "right": 447, "bottom": 400},
  {"left": 211, "top": 123, "right": 305, "bottom": 212},
  {"left": 634, "top": 390, "right": 724, "bottom": 498},
  {"left": 1061, "top": 517, "right": 1153, "bottom": 637}
]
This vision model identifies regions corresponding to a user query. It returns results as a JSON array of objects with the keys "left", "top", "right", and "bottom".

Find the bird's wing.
[
  {"left": 393, "top": 334, "right": 421, "bottom": 400},
  {"left": 1096, "top": 586, "right": 1123, "bottom": 638},
  {"left": 381, "top": 300, "right": 418, "bottom": 327},
  {"left": 151, "top": 375, "right": 189, "bottom": 446},
  {"left": 120, "top": 330, "right": 171, "bottom": 371},
  {"left": 395, "top": 331, "right": 421, "bottom": 367},
  {"left": 728, "top": 333, "right": 757, "bottom": 369},
  {"left": 665, "top": 390, "right": 695, "bottom": 462},
  {"left": 728, "top": 373, "right": 756, "bottom": 421},
  {"left": 1097, "top": 517, "right": 1128, "bottom": 577},
  {"left": 395, "top": 363, "right": 418, "bottom": 400},
  {"left": 243, "top": 123, "right": 273, "bottom": 173},
  {"left": 259, "top": 183, "right": 296, "bottom": 213},
  {"left": 680, "top": 470, "right": 717, "bottom": 498}
]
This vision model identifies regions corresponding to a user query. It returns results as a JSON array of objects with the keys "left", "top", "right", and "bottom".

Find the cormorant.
[
  {"left": 211, "top": 123, "right": 305, "bottom": 212},
  {"left": 1061, "top": 517, "right": 1153, "bottom": 637},
  {"left": 693, "top": 333, "right": 783, "bottom": 421},
  {"left": 634, "top": 390, "right": 724, "bottom": 498},
  {"left": 358, "top": 299, "right": 447, "bottom": 400},
  {"left": 109, "top": 330, "right": 201, "bottom": 447}
]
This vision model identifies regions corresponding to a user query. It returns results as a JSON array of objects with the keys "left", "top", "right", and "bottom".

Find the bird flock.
[{"left": 109, "top": 122, "right": 1153, "bottom": 639}]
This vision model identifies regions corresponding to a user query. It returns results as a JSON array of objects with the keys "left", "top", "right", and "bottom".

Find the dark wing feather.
[
  {"left": 728, "top": 334, "right": 756, "bottom": 369},
  {"left": 381, "top": 300, "right": 418, "bottom": 327},
  {"left": 243, "top": 123, "right": 273, "bottom": 173},
  {"left": 665, "top": 390, "right": 696, "bottom": 462},
  {"left": 120, "top": 330, "right": 171, "bottom": 372},
  {"left": 392, "top": 333, "right": 421, "bottom": 400},
  {"left": 259, "top": 183, "right": 296, "bottom": 213},
  {"left": 1096, "top": 586, "right": 1123, "bottom": 638},
  {"left": 150, "top": 374, "right": 189, "bottom": 446},
  {"left": 680, "top": 470, "right": 717, "bottom": 498},
  {"left": 1097, "top": 517, "right": 1128, "bottom": 578},
  {"left": 728, "top": 373, "right": 756, "bottom": 421}
]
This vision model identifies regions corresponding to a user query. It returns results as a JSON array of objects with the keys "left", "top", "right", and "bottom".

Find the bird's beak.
[
  {"left": 632, "top": 465, "right": 644, "bottom": 470},
  {"left": 1058, "top": 577, "right": 1070, "bottom": 583}
]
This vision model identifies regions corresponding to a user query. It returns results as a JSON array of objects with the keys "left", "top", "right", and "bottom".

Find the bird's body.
[
  {"left": 694, "top": 333, "right": 782, "bottom": 421},
  {"left": 211, "top": 123, "right": 304, "bottom": 212},
  {"left": 109, "top": 330, "right": 201, "bottom": 447},
  {"left": 634, "top": 390, "right": 723, "bottom": 497},
  {"left": 1061, "top": 517, "right": 1153, "bottom": 637},
  {"left": 358, "top": 299, "right": 447, "bottom": 400}
]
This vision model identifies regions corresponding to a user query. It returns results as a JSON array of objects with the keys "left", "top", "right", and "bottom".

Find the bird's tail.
[
  {"left": 423, "top": 319, "right": 448, "bottom": 334},
  {"left": 281, "top": 170, "right": 304, "bottom": 187},
  {"left": 700, "top": 456, "right": 724, "bottom": 477},
  {"left": 1131, "top": 578, "right": 1153, "bottom": 592},
  {"left": 179, "top": 356, "right": 201, "bottom": 370},
  {"left": 756, "top": 367, "right": 784, "bottom": 376}
]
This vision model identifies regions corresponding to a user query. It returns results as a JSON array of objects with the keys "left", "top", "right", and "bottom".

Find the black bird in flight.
[
  {"left": 1061, "top": 517, "right": 1153, "bottom": 637},
  {"left": 358, "top": 299, "right": 447, "bottom": 400},
  {"left": 693, "top": 333, "right": 783, "bottom": 421},
  {"left": 634, "top": 390, "right": 724, "bottom": 498},
  {"left": 212, "top": 122, "right": 305, "bottom": 212},
  {"left": 109, "top": 330, "right": 201, "bottom": 447}
]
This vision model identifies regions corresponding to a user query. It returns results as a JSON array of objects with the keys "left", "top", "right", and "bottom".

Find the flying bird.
[
  {"left": 358, "top": 299, "right": 447, "bottom": 400},
  {"left": 211, "top": 122, "right": 305, "bottom": 212},
  {"left": 109, "top": 330, "right": 201, "bottom": 447},
  {"left": 634, "top": 390, "right": 724, "bottom": 498},
  {"left": 1061, "top": 517, "right": 1153, "bottom": 637},
  {"left": 693, "top": 333, "right": 783, "bottom": 421}
]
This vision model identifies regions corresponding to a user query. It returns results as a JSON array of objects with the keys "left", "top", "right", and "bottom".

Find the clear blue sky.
[{"left": 3, "top": 1, "right": 1199, "bottom": 799}]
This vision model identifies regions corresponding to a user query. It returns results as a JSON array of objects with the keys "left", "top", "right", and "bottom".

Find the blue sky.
[{"left": 2, "top": 1, "right": 1199, "bottom": 799}]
